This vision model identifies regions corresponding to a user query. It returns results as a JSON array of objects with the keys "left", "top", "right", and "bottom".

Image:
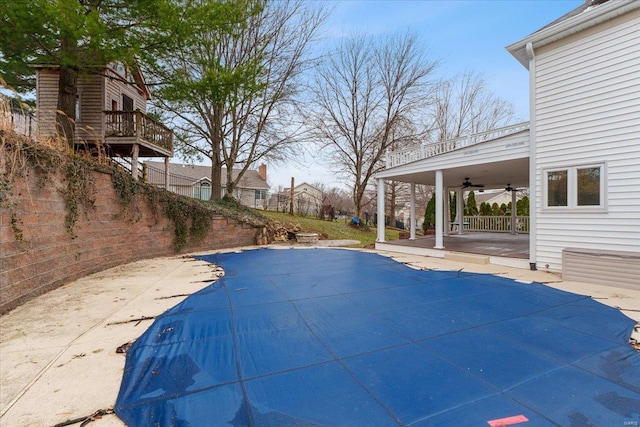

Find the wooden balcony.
[{"left": 104, "top": 110, "right": 173, "bottom": 157}]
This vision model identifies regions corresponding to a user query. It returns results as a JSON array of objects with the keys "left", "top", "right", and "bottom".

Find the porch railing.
[
  {"left": 386, "top": 122, "right": 529, "bottom": 168},
  {"left": 461, "top": 216, "right": 529, "bottom": 233},
  {"left": 104, "top": 110, "right": 173, "bottom": 153}
]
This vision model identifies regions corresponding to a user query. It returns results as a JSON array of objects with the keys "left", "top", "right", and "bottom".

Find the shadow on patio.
[{"left": 382, "top": 232, "right": 529, "bottom": 259}]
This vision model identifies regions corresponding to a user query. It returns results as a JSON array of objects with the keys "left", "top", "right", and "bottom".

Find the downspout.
[{"left": 526, "top": 42, "right": 537, "bottom": 271}]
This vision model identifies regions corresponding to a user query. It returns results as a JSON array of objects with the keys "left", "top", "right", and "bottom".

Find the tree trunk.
[
  {"left": 56, "top": 62, "right": 78, "bottom": 150},
  {"left": 225, "top": 167, "right": 235, "bottom": 199},
  {"left": 209, "top": 109, "right": 223, "bottom": 200},
  {"left": 210, "top": 156, "right": 222, "bottom": 201}
]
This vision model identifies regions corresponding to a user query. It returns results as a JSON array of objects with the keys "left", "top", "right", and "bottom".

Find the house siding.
[
  {"left": 35, "top": 68, "right": 59, "bottom": 139},
  {"left": 533, "top": 9, "right": 640, "bottom": 271},
  {"left": 76, "top": 73, "right": 104, "bottom": 144},
  {"left": 104, "top": 68, "right": 147, "bottom": 113}
]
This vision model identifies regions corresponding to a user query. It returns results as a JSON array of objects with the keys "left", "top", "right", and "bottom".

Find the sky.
[{"left": 263, "top": 0, "right": 583, "bottom": 190}]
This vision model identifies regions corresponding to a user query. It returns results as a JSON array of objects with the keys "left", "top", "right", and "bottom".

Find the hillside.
[{"left": 258, "top": 210, "right": 400, "bottom": 248}]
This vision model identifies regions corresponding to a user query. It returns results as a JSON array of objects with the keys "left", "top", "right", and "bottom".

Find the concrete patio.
[{"left": 377, "top": 232, "right": 530, "bottom": 269}]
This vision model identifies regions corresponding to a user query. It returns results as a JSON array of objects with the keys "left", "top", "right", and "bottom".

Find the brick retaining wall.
[{"left": 0, "top": 165, "right": 262, "bottom": 314}]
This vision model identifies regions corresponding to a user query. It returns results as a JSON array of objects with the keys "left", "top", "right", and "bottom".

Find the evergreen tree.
[
  {"left": 517, "top": 196, "right": 530, "bottom": 216},
  {"left": 423, "top": 193, "right": 435, "bottom": 231},
  {"left": 467, "top": 190, "right": 478, "bottom": 215}
]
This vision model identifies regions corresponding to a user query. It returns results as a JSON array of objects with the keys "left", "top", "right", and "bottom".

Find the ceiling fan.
[
  {"left": 462, "top": 177, "right": 484, "bottom": 188},
  {"left": 505, "top": 184, "right": 523, "bottom": 192}
]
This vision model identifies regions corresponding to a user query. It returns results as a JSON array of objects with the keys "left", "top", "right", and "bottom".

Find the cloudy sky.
[{"left": 265, "top": 0, "right": 582, "bottom": 189}]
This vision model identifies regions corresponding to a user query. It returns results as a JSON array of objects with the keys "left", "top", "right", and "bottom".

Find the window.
[
  {"left": 547, "top": 170, "right": 567, "bottom": 207},
  {"left": 255, "top": 189, "right": 267, "bottom": 200},
  {"left": 577, "top": 167, "right": 600, "bottom": 206},
  {"left": 75, "top": 94, "right": 81, "bottom": 121},
  {"left": 544, "top": 164, "right": 605, "bottom": 210}
]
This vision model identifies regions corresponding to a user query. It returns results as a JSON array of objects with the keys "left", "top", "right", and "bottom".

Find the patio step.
[{"left": 444, "top": 252, "right": 490, "bottom": 265}]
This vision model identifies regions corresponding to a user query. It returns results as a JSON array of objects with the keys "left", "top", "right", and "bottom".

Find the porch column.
[
  {"left": 457, "top": 187, "right": 464, "bottom": 235},
  {"left": 164, "top": 157, "right": 170, "bottom": 190},
  {"left": 435, "top": 170, "right": 444, "bottom": 249},
  {"left": 131, "top": 143, "right": 139, "bottom": 181},
  {"left": 376, "top": 178, "right": 385, "bottom": 242},
  {"left": 511, "top": 189, "right": 517, "bottom": 235},
  {"left": 409, "top": 182, "right": 416, "bottom": 240}
]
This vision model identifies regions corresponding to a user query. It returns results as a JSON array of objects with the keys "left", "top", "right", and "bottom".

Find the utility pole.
[{"left": 289, "top": 177, "right": 294, "bottom": 216}]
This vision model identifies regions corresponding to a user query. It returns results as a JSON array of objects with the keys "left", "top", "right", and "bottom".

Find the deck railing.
[
  {"left": 386, "top": 122, "right": 530, "bottom": 168},
  {"left": 461, "top": 216, "right": 529, "bottom": 233},
  {"left": 104, "top": 110, "right": 173, "bottom": 153}
]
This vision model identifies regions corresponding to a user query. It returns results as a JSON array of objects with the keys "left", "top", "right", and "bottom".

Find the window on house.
[
  {"left": 547, "top": 170, "right": 567, "bottom": 207},
  {"left": 75, "top": 94, "right": 81, "bottom": 121},
  {"left": 545, "top": 164, "right": 604, "bottom": 209},
  {"left": 577, "top": 167, "right": 600, "bottom": 206},
  {"left": 255, "top": 189, "right": 267, "bottom": 200}
]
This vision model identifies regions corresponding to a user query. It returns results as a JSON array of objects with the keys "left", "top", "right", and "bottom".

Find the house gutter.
[
  {"left": 526, "top": 42, "right": 537, "bottom": 271},
  {"left": 506, "top": 0, "right": 640, "bottom": 69}
]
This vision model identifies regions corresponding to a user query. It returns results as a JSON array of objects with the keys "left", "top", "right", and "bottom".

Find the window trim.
[{"left": 543, "top": 163, "right": 607, "bottom": 212}]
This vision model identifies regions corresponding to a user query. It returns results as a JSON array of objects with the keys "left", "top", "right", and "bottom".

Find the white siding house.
[
  {"left": 507, "top": 0, "right": 640, "bottom": 277},
  {"left": 375, "top": 0, "right": 640, "bottom": 288}
]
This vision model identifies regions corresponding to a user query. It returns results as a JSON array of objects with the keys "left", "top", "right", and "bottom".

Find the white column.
[
  {"left": 376, "top": 178, "right": 386, "bottom": 242},
  {"left": 457, "top": 187, "right": 464, "bottom": 235},
  {"left": 409, "top": 182, "right": 416, "bottom": 240},
  {"left": 435, "top": 170, "right": 444, "bottom": 249},
  {"left": 511, "top": 189, "right": 517, "bottom": 235}
]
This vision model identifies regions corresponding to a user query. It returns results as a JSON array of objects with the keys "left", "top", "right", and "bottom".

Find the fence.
[
  {"left": 0, "top": 93, "right": 37, "bottom": 138},
  {"left": 463, "top": 216, "right": 529, "bottom": 233}
]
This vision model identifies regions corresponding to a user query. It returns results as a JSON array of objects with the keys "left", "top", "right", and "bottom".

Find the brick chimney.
[{"left": 258, "top": 163, "right": 267, "bottom": 181}]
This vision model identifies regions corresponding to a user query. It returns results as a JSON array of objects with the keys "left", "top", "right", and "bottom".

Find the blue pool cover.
[{"left": 115, "top": 248, "right": 640, "bottom": 426}]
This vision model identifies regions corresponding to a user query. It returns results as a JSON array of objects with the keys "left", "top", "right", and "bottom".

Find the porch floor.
[{"left": 383, "top": 232, "right": 529, "bottom": 259}]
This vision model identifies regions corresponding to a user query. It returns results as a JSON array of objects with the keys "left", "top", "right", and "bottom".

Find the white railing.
[
  {"left": 386, "top": 122, "right": 530, "bottom": 168},
  {"left": 461, "top": 216, "right": 529, "bottom": 233}
]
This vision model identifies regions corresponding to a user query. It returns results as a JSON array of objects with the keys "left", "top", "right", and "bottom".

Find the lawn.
[{"left": 257, "top": 210, "right": 401, "bottom": 248}]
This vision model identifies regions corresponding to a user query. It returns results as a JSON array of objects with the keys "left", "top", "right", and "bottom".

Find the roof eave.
[{"left": 506, "top": 0, "right": 640, "bottom": 69}]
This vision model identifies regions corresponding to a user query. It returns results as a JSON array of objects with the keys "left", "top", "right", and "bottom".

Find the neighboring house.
[
  {"left": 375, "top": 0, "right": 640, "bottom": 289},
  {"left": 35, "top": 61, "right": 173, "bottom": 178},
  {"left": 267, "top": 182, "right": 324, "bottom": 215},
  {"left": 473, "top": 190, "right": 513, "bottom": 210},
  {"left": 145, "top": 161, "right": 269, "bottom": 209}
]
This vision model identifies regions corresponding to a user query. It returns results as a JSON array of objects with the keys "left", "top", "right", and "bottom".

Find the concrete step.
[{"left": 444, "top": 252, "right": 490, "bottom": 265}]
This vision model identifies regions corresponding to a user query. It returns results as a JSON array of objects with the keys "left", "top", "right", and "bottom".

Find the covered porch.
[{"left": 375, "top": 122, "right": 534, "bottom": 268}]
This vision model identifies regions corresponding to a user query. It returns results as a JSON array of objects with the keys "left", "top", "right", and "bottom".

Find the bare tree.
[
  {"left": 429, "top": 71, "right": 515, "bottom": 141},
  {"left": 150, "top": 0, "right": 327, "bottom": 200},
  {"left": 308, "top": 32, "right": 436, "bottom": 218}
]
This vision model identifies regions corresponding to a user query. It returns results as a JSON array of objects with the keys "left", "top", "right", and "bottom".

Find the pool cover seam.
[{"left": 223, "top": 282, "right": 256, "bottom": 427}]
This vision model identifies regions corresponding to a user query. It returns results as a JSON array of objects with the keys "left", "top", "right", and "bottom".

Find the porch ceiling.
[{"left": 378, "top": 157, "right": 530, "bottom": 190}]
